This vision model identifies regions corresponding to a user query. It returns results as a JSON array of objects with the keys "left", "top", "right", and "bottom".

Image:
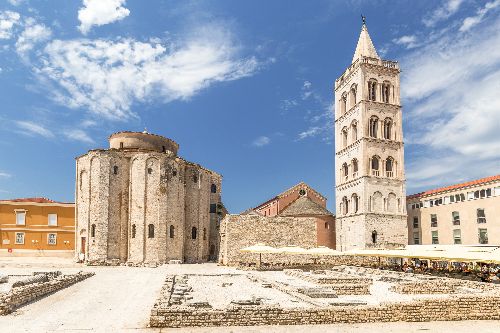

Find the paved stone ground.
[{"left": 1, "top": 258, "right": 500, "bottom": 332}]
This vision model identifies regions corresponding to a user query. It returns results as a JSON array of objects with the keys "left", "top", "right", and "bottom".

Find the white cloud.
[
  {"left": 0, "top": 171, "right": 11, "bottom": 178},
  {"left": 15, "top": 120, "right": 54, "bottom": 138},
  {"left": 15, "top": 17, "right": 51, "bottom": 55},
  {"left": 7, "top": 0, "right": 24, "bottom": 6},
  {"left": 0, "top": 11, "right": 20, "bottom": 39},
  {"left": 423, "top": 0, "right": 464, "bottom": 27},
  {"left": 459, "top": 0, "right": 500, "bottom": 32},
  {"left": 392, "top": 35, "right": 419, "bottom": 49},
  {"left": 78, "top": 0, "right": 130, "bottom": 35},
  {"left": 298, "top": 126, "right": 322, "bottom": 140},
  {"left": 252, "top": 136, "right": 270, "bottom": 147},
  {"left": 63, "top": 129, "right": 95, "bottom": 144},
  {"left": 37, "top": 28, "right": 260, "bottom": 120},
  {"left": 301, "top": 80, "right": 312, "bottom": 100},
  {"left": 402, "top": 13, "right": 500, "bottom": 192}
]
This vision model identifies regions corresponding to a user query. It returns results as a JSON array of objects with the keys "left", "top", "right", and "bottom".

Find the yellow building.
[
  {"left": 0, "top": 198, "right": 75, "bottom": 256},
  {"left": 407, "top": 175, "right": 500, "bottom": 246}
]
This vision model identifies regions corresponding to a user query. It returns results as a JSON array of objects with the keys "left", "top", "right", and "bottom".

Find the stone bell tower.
[{"left": 334, "top": 20, "right": 408, "bottom": 250}]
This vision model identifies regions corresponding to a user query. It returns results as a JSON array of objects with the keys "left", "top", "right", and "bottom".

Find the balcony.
[
  {"left": 372, "top": 170, "right": 380, "bottom": 177},
  {"left": 386, "top": 171, "right": 394, "bottom": 177},
  {"left": 453, "top": 220, "right": 460, "bottom": 226}
]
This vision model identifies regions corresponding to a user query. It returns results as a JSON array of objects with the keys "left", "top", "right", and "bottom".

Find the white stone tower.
[{"left": 334, "top": 20, "right": 408, "bottom": 250}]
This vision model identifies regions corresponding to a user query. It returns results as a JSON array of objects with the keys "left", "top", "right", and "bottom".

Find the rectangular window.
[
  {"left": 47, "top": 233, "right": 57, "bottom": 245},
  {"left": 48, "top": 213, "right": 58, "bottom": 226},
  {"left": 477, "top": 208, "right": 486, "bottom": 224},
  {"left": 452, "top": 211, "right": 460, "bottom": 226},
  {"left": 431, "top": 231, "right": 439, "bottom": 244},
  {"left": 453, "top": 229, "right": 461, "bottom": 244},
  {"left": 15, "top": 210, "right": 26, "bottom": 225},
  {"left": 450, "top": 195, "right": 455, "bottom": 203},
  {"left": 478, "top": 228, "right": 488, "bottom": 244},
  {"left": 467, "top": 192, "right": 474, "bottom": 200},
  {"left": 413, "top": 217, "right": 419, "bottom": 229},
  {"left": 413, "top": 231, "right": 420, "bottom": 245},
  {"left": 210, "top": 203, "right": 217, "bottom": 214},
  {"left": 15, "top": 232, "right": 25, "bottom": 244},
  {"left": 430, "top": 214, "right": 438, "bottom": 227}
]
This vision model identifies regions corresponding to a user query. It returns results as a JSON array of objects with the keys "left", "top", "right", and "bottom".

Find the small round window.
[{"left": 299, "top": 189, "right": 306, "bottom": 196}]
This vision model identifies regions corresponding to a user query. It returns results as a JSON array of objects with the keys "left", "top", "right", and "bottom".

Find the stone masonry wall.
[
  {"left": 0, "top": 272, "right": 94, "bottom": 315},
  {"left": 219, "top": 215, "right": 318, "bottom": 266},
  {"left": 151, "top": 295, "right": 500, "bottom": 328}
]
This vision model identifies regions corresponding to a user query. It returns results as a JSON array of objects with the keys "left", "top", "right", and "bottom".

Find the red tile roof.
[
  {"left": 407, "top": 174, "right": 500, "bottom": 200},
  {"left": 0, "top": 197, "right": 73, "bottom": 204}
]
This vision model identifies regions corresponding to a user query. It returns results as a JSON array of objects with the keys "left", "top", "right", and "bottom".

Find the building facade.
[
  {"left": 75, "top": 131, "right": 223, "bottom": 265},
  {"left": 251, "top": 182, "right": 336, "bottom": 249},
  {"left": 334, "top": 22, "right": 408, "bottom": 250},
  {"left": 0, "top": 198, "right": 74, "bottom": 256},
  {"left": 407, "top": 175, "right": 500, "bottom": 246}
]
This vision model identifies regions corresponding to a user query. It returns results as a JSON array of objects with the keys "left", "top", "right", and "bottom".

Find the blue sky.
[{"left": 0, "top": 0, "right": 499, "bottom": 213}]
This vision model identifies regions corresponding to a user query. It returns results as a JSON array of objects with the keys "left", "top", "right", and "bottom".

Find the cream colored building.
[
  {"left": 407, "top": 175, "right": 500, "bottom": 246},
  {"left": 335, "top": 21, "right": 407, "bottom": 250}
]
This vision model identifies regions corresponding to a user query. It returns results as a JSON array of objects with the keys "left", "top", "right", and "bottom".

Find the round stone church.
[{"left": 75, "top": 131, "right": 223, "bottom": 265}]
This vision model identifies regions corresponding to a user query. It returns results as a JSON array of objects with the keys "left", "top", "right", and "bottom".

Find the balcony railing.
[
  {"left": 453, "top": 220, "right": 460, "bottom": 226},
  {"left": 372, "top": 170, "right": 380, "bottom": 177},
  {"left": 386, "top": 171, "right": 394, "bottom": 177},
  {"left": 477, "top": 217, "right": 487, "bottom": 224}
]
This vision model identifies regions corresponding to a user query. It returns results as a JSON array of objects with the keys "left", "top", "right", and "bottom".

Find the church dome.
[{"left": 109, "top": 131, "right": 179, "bottom": 155}]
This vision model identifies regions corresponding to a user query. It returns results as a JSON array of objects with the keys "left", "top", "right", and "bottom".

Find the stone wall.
[
  {"left": 0, "top": 272, "right": 94, "bottom": 315},
  {"left": 150, "top": 294, "right": 500, "bottom": 328},
  {"left": 219, "top": 215, "right": 319, "bottom": 266}
]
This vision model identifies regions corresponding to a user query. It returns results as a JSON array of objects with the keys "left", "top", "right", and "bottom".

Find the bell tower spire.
[{"left": 352, "top": 17, "right": 380, "bottom": 64}]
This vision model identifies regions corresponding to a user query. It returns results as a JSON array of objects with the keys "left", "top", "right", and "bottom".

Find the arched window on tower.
[
  {"left": 342, "top": 163, "right": 349, "bottom": 182},
  {"left": 342, "top": 127, "right": 348, "bottom": 148},
  {"left": 203, "top": 228, "right": 207, "bottom": 240},
  {"left": 368, "top": 79, "right": 377, "bottom": 101},
  {"left": 211, "top": 184, "right": 217, "bottom": 193},
  {"left": 350, "top": 84, "right": 357, "bottom": 107},
  {"left": 352, "top": 193, "right": 359, "bottom": 213},
  {"left": 91, "top": 224, "right": 96, "bottom": 238},
  {"left": 352, "top": 158, "right": 359, "bottom": 178},
  {"left": 371, "top": 156, "right": 380, "bottom": 176},
  {"left": 192, "top": 227, "right": 197, "bottom": 240},
  {"left": 169, "top": 225, "right": 175, "bottom": 238},
  {"left": 340, "top": 93, "right": 347, "bottom": 115},
  {"left": 131, "top": 224, "right": 136, "bottom": 238},
  {"left": 369, "top": 116, "right": 378, "bottom": 138},
  {"left": 386, "top": 157, "right": 394, "bottom": 177},
  {"left": 382, "top": 81, "right": 391, "bottom": 103},
  {"left": 342, "top": 196, "right": 349, "bottom": 215},
  {"left": 351, "top": 120, "right": 358, "bottom": 141},
  {"left": 372, "top": 230, "right": 378, "bottom": 244},
  {"left": 148, "top": 224, "right": 155, "bottom": 238},
  {"left": 384, "top": 118, "right": 392, "bottom": 140}
]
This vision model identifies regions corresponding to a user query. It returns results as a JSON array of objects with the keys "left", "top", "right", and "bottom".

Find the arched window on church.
[
  {"left": 372, "top": 230, "right": 378, "bottom": 244},
  {"left": 386, "top": 157, "right": 394, "bottom": 177},
  {"left": 91, "top": 224, "right": 96, "bottom": 238},
  {"left": 371, "top": 156, "right": 380, "bottom": 176},
  {"left": 342, "top": 127, "right": 348, "bottom": 148},
  {"left": 383, "top": 118, "right": 392, "bottom": 140},
  {"left": 342, "top": 196, "right": 349, "bottom": 215},
  {"left": 368, "top": 79, "right": 377, "bottom": 101},
  {"left": 352, "top": 159, "right": 359, "bottom": 178},
  {"left": 382, "top": 81, "right": 391, "bottom": 103},
  {"left": 352, "top": 193, "right": 359, "bottom": 213},
  {"left": 169, "top": 225, "right": 175, "bottom": 238},
  {"left": 342, "top": 163, "right": 349, "bottom": 182},
  {"left": 350, "top": 84, "right": 357, "bottom": 107},
  {"left": 131, "top": 224, "right": 136, "bottom": 238},
  {"left": 351, "top": 120, "right": 358, "bottom": 141},
  {"left": 369, "top": 116, "right": 378, "bottom": 138},
  {"left": 211, "top": 184, "right": 217, "bottom": 193},
  {"left": 148, "top": 224, "right": 155, "bottom": 238},
  {"left": 203, "top": 228, "right": 207, "bottom": 240},
  {"left": 113, "top": 166, "right": 118, "bottom": 175},
  {"left": 192, "top": 227, "right": 197, "bottom": 240}
]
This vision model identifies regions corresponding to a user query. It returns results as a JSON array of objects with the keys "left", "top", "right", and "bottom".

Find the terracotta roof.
[
  {"left": 407, "top": 174, "right": 500, "bottom": 200},
  {"left": 279, "top": 196, "right": 333, "bottom": 217},
  {"left": 0, "top": 197, "right": 73, "bottom": 204}
]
